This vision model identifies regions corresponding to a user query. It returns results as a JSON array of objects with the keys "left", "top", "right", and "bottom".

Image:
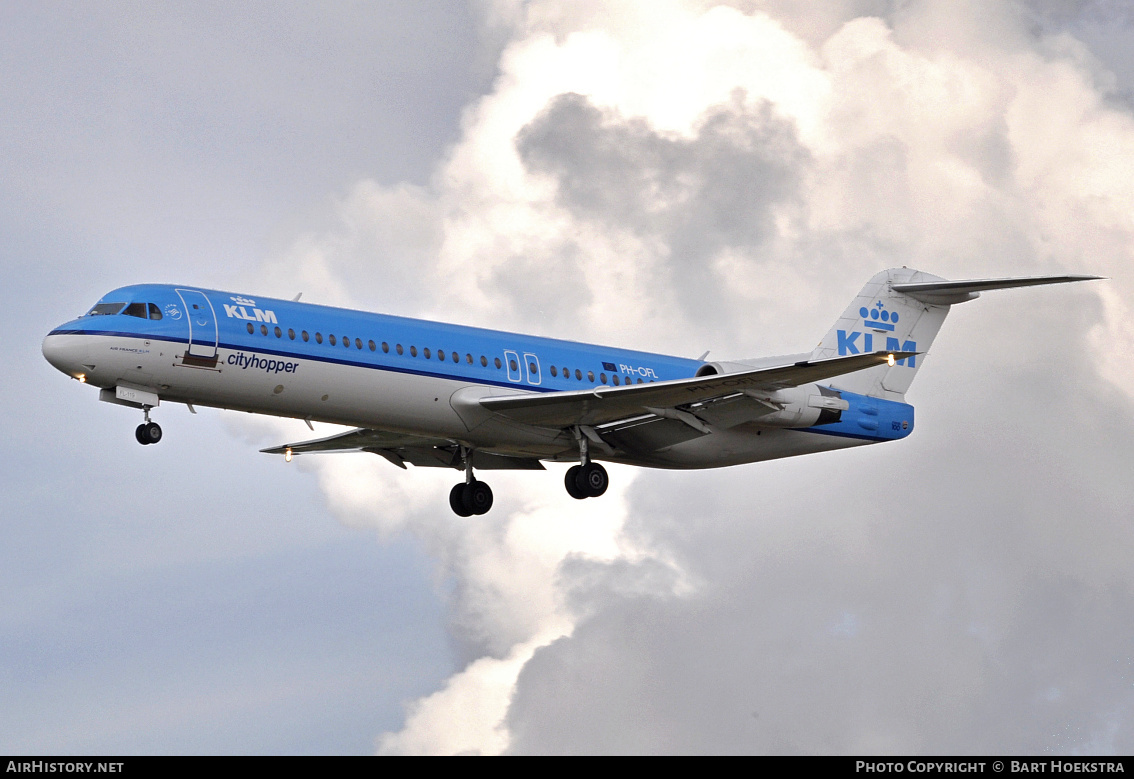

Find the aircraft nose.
[{"left": 42, "top": 331, "right": 90, "bottom": 380}]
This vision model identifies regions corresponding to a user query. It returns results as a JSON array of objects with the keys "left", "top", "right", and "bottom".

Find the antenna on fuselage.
[
  {"left": 697, "top": 350, "right": 710, "bottom": 361},
  {"left": 292, "top": 292, "right": 303, "bottom": 302}
]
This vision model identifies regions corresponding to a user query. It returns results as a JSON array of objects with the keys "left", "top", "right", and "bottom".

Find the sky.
[{"left": 2, "top": 0, "right": 1133, "bottom": 756}]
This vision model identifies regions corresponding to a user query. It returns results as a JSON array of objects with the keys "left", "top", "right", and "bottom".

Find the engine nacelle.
[
  {"left": 690, "top": 359, "right": 851, "bottom": 429},
  {"left": 694, "top": 360, "right": 747, "bottom": 377},
  {"left": 753, "top": 384, "right": 853, "bottom": 428},
  {"left": 747, "top": 385, "right": 819, "bottom": 428}
]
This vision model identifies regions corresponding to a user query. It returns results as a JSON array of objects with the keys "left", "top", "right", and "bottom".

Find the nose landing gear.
[{"left": 134, "top": 406, "right": 162, "bottom": 445}]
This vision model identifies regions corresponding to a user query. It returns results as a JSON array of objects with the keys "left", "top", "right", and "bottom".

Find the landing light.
[
  {"left": 886, "top": 354, "right": 896, "bottom": 367},
  {"left": 76, "top": 373, "right": 86, "bottom": 383},
  {"left": 285, "top": 447, "right": 293, "bottom": 463}
]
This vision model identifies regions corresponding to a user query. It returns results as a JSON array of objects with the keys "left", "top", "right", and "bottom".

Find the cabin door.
[{"left": 175, "top": 289, "right": 219, "bottom": 359}]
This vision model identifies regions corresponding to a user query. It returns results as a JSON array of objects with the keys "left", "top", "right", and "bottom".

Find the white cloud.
[{"left": 257, "top": 0, "right": 1134, "bottom": 754}]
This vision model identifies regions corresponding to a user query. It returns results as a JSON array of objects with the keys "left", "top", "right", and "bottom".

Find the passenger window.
[
  {"left": 381, "top": 342, "right": 389, "bottom": 353},
  {"left": 550, "top": 366, "right": 558, "bottom": 377},
  {"left": 494, "top": 357, "right": 502, "bottom": 369},
  {"left": 600, "top": 373, "right": 608, "bottom": 384},
  {"left": 329, "top": 334, "right": 337, "bottom": 345},
  {"left": 480, "top": 356, "right": 488, "bottom": 367},
  {"left": 148, "top": 303, "right": 163, "bottom": 320},
  {"left": 260, "top": 324, "right": 268, "bottom": 336},
  {"left": 509, "top": 358, "right": 518, "bottom": 371},
  {"left": 588, "top": 371, "right": 595, "bottom": 382},
  {"left": 575, "top": 369, "right": 582, "bottom": 380},
  {"left": 396, "top": 344, "right": 403, "bottom": 355},
  {"left": 274, "top": 326, "right": 282, "bottom": 338},
  {"left": 246, "top": 323, "right": 254, "bottom": 334},
  {"left": 343, "top": 336, "right": 350, "bottom": 349},
  {"left": 466, "top": 354, "right": 473, "bottom": 365},
  {"left": 316, "top": 333, "right": 323, "bottom": 344},
  {"left": 437, "top": 350, "right": 445, "bottom": 362},
  {"left": 410, "top": 346, "right": 417, "bottom": 357},
  {"left": 368, "top": 340, "right": 375, "bottom": 351},
  {"left": 288, "top": 328, "right": 296, "bottom": 340},
  {"left": 423, "top": 347, "right": 431, "bottom": 359},
  {"left": 302, "top": 331, "right": 309, "bottom": 342},
  {"left": 612, "top": 375, "right": 620, "bottom": 385},
  {"left": 529, "top": 361, "right": 538, "bottom": 374}
]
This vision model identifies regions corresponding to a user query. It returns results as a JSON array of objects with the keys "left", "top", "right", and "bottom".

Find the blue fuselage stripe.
[{"left": 53, "top": 284, "right": 705, "bottom": 392}]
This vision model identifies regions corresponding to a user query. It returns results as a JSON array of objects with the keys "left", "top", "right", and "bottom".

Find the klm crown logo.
[{"left": 860, "top": 301, "right": 898, "bottom": 332}]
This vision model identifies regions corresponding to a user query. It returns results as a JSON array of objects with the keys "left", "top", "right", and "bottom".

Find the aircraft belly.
[
  {"left": 85, "top": 338, "right": 566, "bottom": 451},
  {"left": 617, "top": 426, "right": 869, "bottom": 469},
  {"left": 70, "top": 335, "right": 891, "bottom": 467}
]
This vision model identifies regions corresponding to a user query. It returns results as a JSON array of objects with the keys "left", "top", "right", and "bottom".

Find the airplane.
[{"left": 42, "top": 267, "right": 1100, "bottom": 516}]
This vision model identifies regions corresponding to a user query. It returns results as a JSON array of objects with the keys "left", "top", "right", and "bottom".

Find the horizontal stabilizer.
[
  {"left": 892, "top": 274, "right": 1102, "bottom": 305},
  {"left": 480, "top": 350, "right": 915, "bottom": 428}
]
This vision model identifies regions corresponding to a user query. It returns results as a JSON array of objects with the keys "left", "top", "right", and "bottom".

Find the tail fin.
[{"left": 811, "top": 267, "right": 1102, "bottom": 399}]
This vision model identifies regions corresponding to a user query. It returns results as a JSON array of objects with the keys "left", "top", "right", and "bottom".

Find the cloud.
[
  {"left": 256, "top": 0, "right": 1133, "bottom": 754},
  {"left": 516, "top": 91, "right": 809, "bottom": 329}
]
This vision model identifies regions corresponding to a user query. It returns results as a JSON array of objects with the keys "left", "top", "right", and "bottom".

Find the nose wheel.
[
  {"left": 135, "top": 422, "right": 162, "bottom": 445},
  {"left": 135, "top": 405, "right": 162, "bottom": 445}
]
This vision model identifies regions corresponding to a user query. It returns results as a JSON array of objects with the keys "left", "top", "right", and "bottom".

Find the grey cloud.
[
  {"left": 506, "top": 294, "right": 1134, "bottom": 754},
  {"left": 515, "top": 92, "right": 810, "bottom": 328},
  {"left": 509, "top": 556, "right": 1134, "bottom": 754},
  {"left": 488, "top": 241, "right": 595, "bottom": 333}
]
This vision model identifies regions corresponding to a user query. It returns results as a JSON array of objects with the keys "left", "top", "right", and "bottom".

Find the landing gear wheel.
[
  {"left": 577, "top": 462, "right": 608, "bottom": 498},
  {"left": 450, "top": 481, "right": 493, "bottom": 516},
  {"left": 463, "top": 480, "right": 494, "bottom": 516},
  {"left": 565, "top": 465, "right": 587, "bottom": 500},
  {"left": 449, "top": 483, "right": 473, "bottom": 517},
  {"left": 135, "top": 422, "right": 162, "bottom": 445}
]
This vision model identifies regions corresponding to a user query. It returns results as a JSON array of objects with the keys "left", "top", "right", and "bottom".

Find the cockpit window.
[
  {"left": 123, "top": 303, "right": 148, "bottom": 318},
  {"left": 148, "top": 303, "right": 163, "bottom": 320},
  {"left": 87, "top": 302, "right": 125, "bottom": 316}
]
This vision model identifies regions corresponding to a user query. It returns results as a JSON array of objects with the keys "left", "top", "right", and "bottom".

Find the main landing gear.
[
  {"left": 446, "top": 434, "right": 610, "bottom": 516},
  {"left": 450, "top": 447, "right": 494, "bottom": 517},
  {"left": 564, "top": 462, "right": 608, "bottom": 499},
  {"left": 564, "top": 427, "right": 608, "bottom": 500},
  {"left": 134, "top": 406, "right": 162, "bottom": 445}
]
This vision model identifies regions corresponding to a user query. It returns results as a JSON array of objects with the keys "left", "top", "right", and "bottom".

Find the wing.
[
  {"left": 261, "top": 428, "right": 544, "bottom": 470},
  {"left": 477, "top": 350, "right": 914, "bottom": 428}
]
